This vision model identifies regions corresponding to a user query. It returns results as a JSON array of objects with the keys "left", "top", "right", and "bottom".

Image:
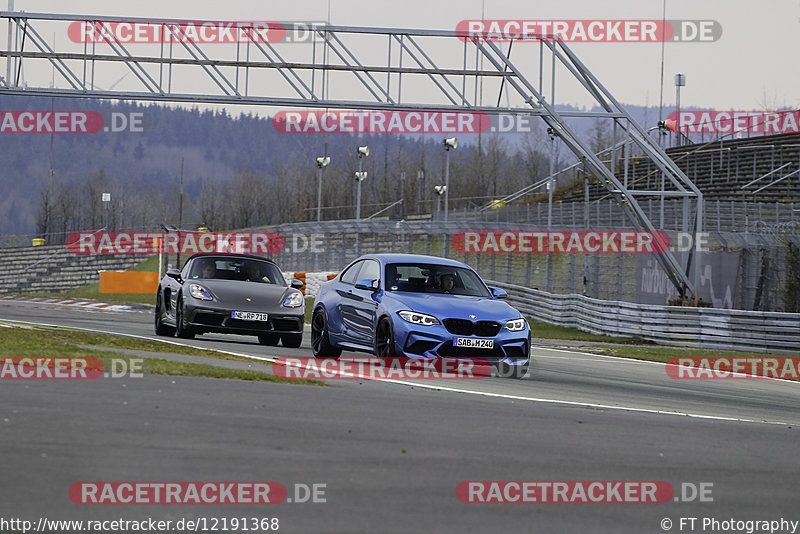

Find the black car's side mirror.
[
  {"left": 355, "top": 278, "right": 379, "bottom": 291},
  {"left": 489, "top": 286, "right": 508, "bottom": 299},
  {"left": 290, "top": 279, "right": 304, "bottom": 289},
  {"left": 166, "top": 268, "right": 182, "bottom": 282}
]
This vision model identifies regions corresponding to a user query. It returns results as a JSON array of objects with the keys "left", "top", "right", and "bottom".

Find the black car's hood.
[{"left": 190, "top": 279, "right": 295, "bottom": 308}]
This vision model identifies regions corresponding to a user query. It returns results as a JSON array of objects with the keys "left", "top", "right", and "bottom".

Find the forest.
[{"left": 0, "top": 94, "right": 630, "bottom": 243}]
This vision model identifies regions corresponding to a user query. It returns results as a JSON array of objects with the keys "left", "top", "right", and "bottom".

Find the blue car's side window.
[
  {"left": 340, "top": 261, "right": 363, "bottom": 285},
  {"left": 358, "top": 260, "right": 380, "bottom": 285}
]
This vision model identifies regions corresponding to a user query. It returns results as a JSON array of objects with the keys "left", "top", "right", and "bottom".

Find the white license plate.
[
  {"left": 232, "top": 311, "right": 269, "bottom": 322},
  {"left": 454, "top": 337, "right": 494, "bottom": 349}
]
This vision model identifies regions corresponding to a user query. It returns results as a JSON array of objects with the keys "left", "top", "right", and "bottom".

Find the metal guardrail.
[{"left": 490, "top": 281, "right": 800, "bottom": 355}]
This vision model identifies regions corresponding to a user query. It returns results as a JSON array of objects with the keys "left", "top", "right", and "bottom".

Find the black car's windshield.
[
  {"left": 384, "top": 263, "right": 490, "bottom": 297},
  {"left": 189, "top": 257, "right": 285, "bottom": 285}
]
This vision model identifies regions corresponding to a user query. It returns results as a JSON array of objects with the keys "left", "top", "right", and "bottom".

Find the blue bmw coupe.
[{"left": 311, "top": 254, "right": 531, "bottom": 378}]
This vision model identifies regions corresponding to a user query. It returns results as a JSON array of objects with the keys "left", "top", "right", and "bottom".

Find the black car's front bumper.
[{"left": 185, "top": 305, "right": 304, "bottom": 336}]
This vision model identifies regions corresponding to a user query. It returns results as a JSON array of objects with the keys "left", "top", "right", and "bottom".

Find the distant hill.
[{"left": 0, "top": 94, "right": 752, "bottom": 237}]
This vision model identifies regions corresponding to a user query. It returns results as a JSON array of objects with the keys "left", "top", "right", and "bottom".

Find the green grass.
[
  {"left": 0, "top": 321, "right": 257, "bottom": 362},
  {"left": 571, "top": 343, "right": 792, "bottom": 365},
  {"left": 0, "top": 324, "right": 322, "bottom": 385},
  {"left": 528, "top": 317, "right": 791, "bottom": 363},
  {"left": 528, "top": 319, "right": 642, "bottom": 344}
]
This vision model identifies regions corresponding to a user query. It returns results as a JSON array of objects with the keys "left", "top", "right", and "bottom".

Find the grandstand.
[
  {"left": 560, "top": 132, "right": 800, "bottom": 204},
  {"left": 0, "top": 245, "right": 142, "bottom": 295}
]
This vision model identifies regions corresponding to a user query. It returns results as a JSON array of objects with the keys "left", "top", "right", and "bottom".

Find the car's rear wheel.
[
  {"left": 375, "top": 318, "right": 396, "bottom": 359},
  {"left": 175, "top": 295, "right": 195, "bottom": 339},
  {"left": 154, "top": 293, "right": 175, "bottom": 336},
  {"left": 281, "top": 334, "right": 303, "bottom": 348},
  {"left": 311, "top": 309, "right": 341, "bottom": 358},
  {"left": 258, "top": 333, "right": 280, "bottom": 346}
]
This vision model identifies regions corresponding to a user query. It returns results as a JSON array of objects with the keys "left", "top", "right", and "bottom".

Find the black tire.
[
  {"left": 311, "top": 309, "right": 341, "bottom": 358},
  {"left": 154, "top": 293, "right": 175, "bottom": 336},
  {"left": 258, "top": 333, "right": 280, "bottom": 346},
  {"left": 374, "top": 318, "right": 396, "bottom": 359},
  {"left": 175, "top": 295, "right": 195, "bottom": 339},
  {"left": 497, "top": 361, "right": 529, "bottom": 379},
  {"left": 281, "top": 333, "right": 303, "bottom": 349}
]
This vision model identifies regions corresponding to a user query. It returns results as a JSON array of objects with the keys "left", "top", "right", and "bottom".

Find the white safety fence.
[
  {"left": 489, "top": 281, "right": 800, "bottom": 355},
  {"left": 282, "top": 271, "right": 338, "bottom": 298}
]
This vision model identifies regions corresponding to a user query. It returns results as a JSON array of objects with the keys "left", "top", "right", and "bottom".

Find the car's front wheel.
[
  {"left": 175, "top": 295, "right": 196, "bottom": 339},
  {"left": 154, "top": 293, "right": 175, "bottom": 336},
  {"left": 374, "top": 318, "right": 396, "bottom": 359},
  {"left": 311, "top": 309, "right": 341, "bottom": 358},
  {"left": 281, "top": 334, "right": 303, "bottom": 349}
]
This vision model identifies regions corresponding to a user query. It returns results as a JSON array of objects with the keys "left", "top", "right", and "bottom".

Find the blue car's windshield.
[{"left": 384, "top": 263, "right": 491, "bottom": 297}]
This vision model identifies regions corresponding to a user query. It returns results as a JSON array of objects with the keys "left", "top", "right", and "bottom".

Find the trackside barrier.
[
  {"left": 282, "top": 271, "right": 338, "bottom": 297},
  {"left": 489, "top": 281, "right": 800, "bottom": 355},
  {"left": 99, "top": 271, "right": 159, "bottom": 294}
]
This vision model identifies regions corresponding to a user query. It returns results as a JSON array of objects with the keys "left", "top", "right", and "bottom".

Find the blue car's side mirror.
[
  {"left": 489, "top": 286, "right": 508, "bottom": 299},
  {"left": 355, "top": 278, "right": 379, "bottom": 291}
]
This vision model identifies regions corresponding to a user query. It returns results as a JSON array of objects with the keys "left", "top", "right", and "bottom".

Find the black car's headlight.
[
  {"left": 189, "top": 284, "right": 212, "bottom": 301},
  {"left": 504, "top": 318, "right": 527, "bottom": 332},
  {"left": 398, "top": 310, "right": 440, "bottom": 326},
  {"left": 283, "top": 291, "right": 304, "bottom": 308}
]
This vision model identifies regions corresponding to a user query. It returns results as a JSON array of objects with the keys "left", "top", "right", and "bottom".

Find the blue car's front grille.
[
  {"left": 436, "top": 343, "right": 505, "bottom": 360},
  {"left": 442, "top": 319, "right": 502, "bottom": 337}
]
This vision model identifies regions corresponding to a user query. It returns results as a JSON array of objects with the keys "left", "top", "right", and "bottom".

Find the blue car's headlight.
[
  {"left": 398, "top": 310, "right": 440, "bottom": 326},
  {"left": 189, "top": 284, "right": 212, "bottom": 301},
  {"left": 283, "top": 292, "right": 304, "bottom": 308},
  {"left": 504, "top": 318, "right": 527, "bottom": 332}
]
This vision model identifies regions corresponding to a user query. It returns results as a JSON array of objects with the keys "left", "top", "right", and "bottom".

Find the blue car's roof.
[{"left": 358, "top": 253, "right": 470, "bottom": 268}]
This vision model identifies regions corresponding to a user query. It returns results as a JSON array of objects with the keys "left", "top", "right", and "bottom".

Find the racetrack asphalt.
[{"left": 1, "top": 299, "right": 798, "bottom": 533}]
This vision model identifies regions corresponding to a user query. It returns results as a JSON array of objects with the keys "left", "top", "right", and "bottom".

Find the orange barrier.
[{"left": 99, "top": 271, "right": 159, "bottom": 294}]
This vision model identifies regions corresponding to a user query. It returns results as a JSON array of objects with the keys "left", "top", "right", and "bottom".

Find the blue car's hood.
[{"left": 385, "top": 291, "right": 520, "bottom": 321}]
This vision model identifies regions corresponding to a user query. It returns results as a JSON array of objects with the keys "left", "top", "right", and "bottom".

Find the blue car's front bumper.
[{"left": 392, "top": 320, "right": 530, "bottom": 366}]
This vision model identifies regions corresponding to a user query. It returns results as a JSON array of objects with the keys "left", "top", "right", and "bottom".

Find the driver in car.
[
  {"left": 245, "top": 263, "right": 270, "bottom": 283},
  {"left": 200, "top": 263, "right": 216, "bottom": 279},
  {"left": 441, "top": 273, "right": 455, "bottom": 293}
]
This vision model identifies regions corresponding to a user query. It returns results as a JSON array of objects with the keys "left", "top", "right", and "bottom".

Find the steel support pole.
[
  {"left": 316, "top": 166, "right": 323, "bottom": 222},
  {"left": 356, "top": 158, "right": 363, "bottom": 222},
  {"left": 444, "top": 148, "right": 450, "bottom": 223},
  {"left": 5, "top": 0, "right": 12, "bottom": 86}
]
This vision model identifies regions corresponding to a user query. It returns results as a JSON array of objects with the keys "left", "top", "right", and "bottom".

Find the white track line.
[{"left": 0, "top": 318, "right": 793, "bottom": 426}]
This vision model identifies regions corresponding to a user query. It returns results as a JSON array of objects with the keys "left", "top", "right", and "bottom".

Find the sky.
[{"left": 4, "top": 0, "right": 799, "bottom": 116}]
